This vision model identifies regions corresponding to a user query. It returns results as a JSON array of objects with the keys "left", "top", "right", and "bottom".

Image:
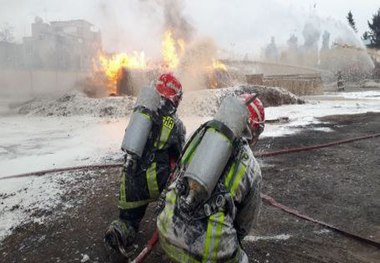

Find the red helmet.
[
  {"left": 155, "top": 73, "right": 183, "bottom": 107},
  {"left": 240, "top": 93, "right": 265, "bottom": 137}
]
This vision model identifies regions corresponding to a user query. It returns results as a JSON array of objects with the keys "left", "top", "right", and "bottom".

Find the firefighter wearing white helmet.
[
  {"left": 157, "top": 93, "right": 265, "bottom": 262},
  {"left": 105, "top": 73, "right": 186, "bottom": 257}
]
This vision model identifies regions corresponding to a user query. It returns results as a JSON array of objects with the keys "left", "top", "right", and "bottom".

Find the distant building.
[
  {"left": 0, "top": 41, "right": 23, "bottom": 68},
  {"left": 0, "top": 17, "right": 102, "bottom": 71}
]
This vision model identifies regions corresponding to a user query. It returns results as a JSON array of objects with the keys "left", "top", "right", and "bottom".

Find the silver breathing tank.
[
  {"left": 184, "top": 96, "right": 249, "bottom": 198},
  {"left": 214, "top": 95, "right": 249, "bottom": 138},
  {"left": 121, "top": 85, "right": 161, "bottom": 157}
]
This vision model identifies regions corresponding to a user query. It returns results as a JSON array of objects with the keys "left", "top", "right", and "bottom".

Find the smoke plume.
[{"left": 162, "top": 0, "right": 194, "bottom": 41}]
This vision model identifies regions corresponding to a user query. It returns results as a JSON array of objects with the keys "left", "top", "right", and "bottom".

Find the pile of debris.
[
  {"left": 178, "top": 85, "right": 305, "bottom": 117},
  {"left": 17, "top": 91, "right": 136, "bottom": 117},
  {"left": 17, "top": 85, "right": 304, "bottom": 118}
]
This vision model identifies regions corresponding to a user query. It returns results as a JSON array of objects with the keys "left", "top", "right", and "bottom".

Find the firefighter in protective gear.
[
  {"left": 105, "top": 73, "right": 186, "bottom": 256},
  {"left": 157, "top": 94, "right": 265, "bottom": 263}
]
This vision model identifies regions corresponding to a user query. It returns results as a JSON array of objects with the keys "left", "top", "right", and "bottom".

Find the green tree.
[
  {"left": 363, "top": 8, "right": 380, "bottom": 48},
  {"left": 347, "top": 11, "right": 357, "bottom": 33}
]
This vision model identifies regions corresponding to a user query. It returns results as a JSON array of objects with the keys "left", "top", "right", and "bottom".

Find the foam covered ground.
[{"left": 0, "top": 88, "right": 379, "bottom": 243}]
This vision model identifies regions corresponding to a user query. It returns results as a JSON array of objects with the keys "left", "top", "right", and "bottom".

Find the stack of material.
[{"left": 246, "top": 73, "right": 323, "bottom": 96}]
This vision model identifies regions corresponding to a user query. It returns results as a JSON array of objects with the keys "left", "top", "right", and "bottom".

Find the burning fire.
[
  {"left": 98, "top": 52, "right": 147, "bottom": 94},
  {"left": 162, "top": 30, "right": 185, "bottom": 69},
  {"left": 97, "top": 29, "right": 229, "bottom": 94},
  {"left": 208, "top": 59, "right": 229, "bottom": 89},
  {"left": 211, "top": 59, "right": 227, "bottom": 71},
  {"left": 99, "top": 52, "right": 147, "bottom": 79}
]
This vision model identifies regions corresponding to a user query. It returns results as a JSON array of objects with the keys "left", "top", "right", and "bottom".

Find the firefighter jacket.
[
  {"left": 118, "top": 111, "right": 186, "bottom": 212},
  {"left": 157, "top": 124, "right": 262, "bottom": 263}
]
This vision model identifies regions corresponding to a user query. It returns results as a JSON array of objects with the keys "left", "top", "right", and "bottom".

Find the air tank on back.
[
  {"left": 184, "top": 96, "right": 249, "bottom": 198},
  {"left": 121, "top": 85, "right": 161, "bottom": 157}
]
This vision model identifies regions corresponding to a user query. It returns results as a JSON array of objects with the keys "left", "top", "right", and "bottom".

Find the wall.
[
  {"left": 246, "top": 73, "right": 323, "bottom": 95},
  {"left": 0, "top": 69, "right": 91, "bottom": 97}
]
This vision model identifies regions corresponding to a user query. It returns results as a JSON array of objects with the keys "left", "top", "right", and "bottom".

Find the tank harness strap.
[
  {"left": 180, "top": 124, "right": 208, "bottom": 166},
  {"left": 224, "top": 162, "right": 247, "bottom": 198},
  {"left": 206, "top": 120, "right": 235, "bottom": 143},
  {"left": 180, "top": 121, "right": 234, "bottom": 167},
  {"left": 133, "top": 105, "right": 155, "bottom": 117}
]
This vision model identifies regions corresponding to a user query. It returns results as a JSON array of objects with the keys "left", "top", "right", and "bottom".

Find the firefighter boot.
[{"left": 104, "top": 220, "right": 137, "bottom": 257}]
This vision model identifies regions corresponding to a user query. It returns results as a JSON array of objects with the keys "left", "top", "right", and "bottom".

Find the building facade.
[{"left": 0, "top": 17, "right": 102, "bottom": 71}]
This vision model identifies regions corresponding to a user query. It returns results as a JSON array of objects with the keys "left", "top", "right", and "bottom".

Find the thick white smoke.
[{"left": 1, "top": 0, "right": 377, "bottom": 58}]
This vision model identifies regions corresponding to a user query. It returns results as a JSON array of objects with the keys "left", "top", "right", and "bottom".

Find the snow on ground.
[
  {"left": 0, "top": 90, "right": 379, "bottom": 243},
  {"left": 0, "top": 116, "right": 125, "bottom": 177},
  {"left": 263, "top": 92, "right": 380, "bottom": 137},
  {"left": 244, "top": 228, "right": 331, "bottom": 243},
  {"left": 1, "top": 173, "right": 75, "bottom": 242},
  {"left": 324, "top": 90, "right": 380, "bottom": 100},
  {"left": 244, "top": 234, "right": 292, "bottom": 242}
]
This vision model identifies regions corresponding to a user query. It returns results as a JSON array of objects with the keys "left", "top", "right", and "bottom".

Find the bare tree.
[{"left": 0, "top": 23, "right": 15, "bottom": 43}]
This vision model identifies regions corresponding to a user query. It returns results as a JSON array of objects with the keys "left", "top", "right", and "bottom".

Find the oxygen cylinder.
[
  {"left": 121, "top": 85, "right": 161, "bottom": 157},
  {"left": 214, "top": 96, "right": 249, "bottom": 138},
  {"left": 184, "top": 96, "right": 249, "bottom": 198}
]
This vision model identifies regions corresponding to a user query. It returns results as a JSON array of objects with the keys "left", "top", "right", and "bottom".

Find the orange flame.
[
  {"left": 162, "top": 30, "right": 185, "bottom": 69},
  {"left": 97, "top": 29, "right": 229, "bottom": 94},
  {"left": 99, "top": 52, "right": 147, "bottom": 78},
  {"left": 98, "top": 52, "right": 147, "bottom": 94},
  {"left": 208, "top": 59, "right": 228, "bottom": 89},
  {"left": 212, "top": 59, "right": 227, "bottom": 71}
]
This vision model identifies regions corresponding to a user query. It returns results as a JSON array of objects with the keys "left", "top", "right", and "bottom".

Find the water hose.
[
  {"left": 2, "top": 133, "right": 379, "bottom": 180},
  {"left": 1, "top": 133, "right": 379, "bottom": 261}
]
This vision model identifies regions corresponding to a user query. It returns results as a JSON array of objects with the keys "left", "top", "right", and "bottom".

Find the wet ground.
[{"left": 1, "top": 112, "right": 379, "bottom": 263}]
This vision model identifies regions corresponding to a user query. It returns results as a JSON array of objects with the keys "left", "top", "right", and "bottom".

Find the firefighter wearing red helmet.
[
  {"left": 105, "top": 73, "right": 186, "bottom": 256},
  {"left": 241, "top": 93, "right": 265, "bottom": 146},
  {"left": 157, "top": 93, "right": 264, "bottom": 263},
  {"left": 156, "top": 73, "right": 183, "bottom": 108}
]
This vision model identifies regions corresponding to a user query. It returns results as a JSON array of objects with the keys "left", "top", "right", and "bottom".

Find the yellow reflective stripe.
[
  {"left": 158, "top": 125, "right": 172, "bottom": 149},
  {"left": 230, "top": 163, "right": 247, "bottom": 198},
  {"left": 181, "top": 137, "right": 199, "bottom": 165},
  {"left": 118, "top": 167, "right": 152, "bottom": 210},
  {"left": 146, "top": 162, "right": 160, "bottom": 199},
  {"left": 155, "top": 116, "right": 174, "bottom": 149},
  {"left": 118, "top": 198, "right": 151, "bottom": 209},
  {"left": 160, "top": 236, "right": 200, "bottom": 263},
  {"left": 139, "top": 112, "right": 151, "bottom": 120},
  {"left": 158, "top": 191, "right": 177, "bottom": 235},
  {"left": 203, "top": 212, "right": 225, "bottom": 262},
  {"left": 212, "top": 213, "right": 224, "bottom": 260},
  {"left": 224, "top": 162, "right": 237, "bottom": 190},
  {"left": 167, "top": 190, "right": 177, "bottom": 205},
  {"left": 181, "top": 127, "right": 207, "bottom": 165},
  {"left": 208, "top": 127, "right": 232, "bottom": 144}
]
